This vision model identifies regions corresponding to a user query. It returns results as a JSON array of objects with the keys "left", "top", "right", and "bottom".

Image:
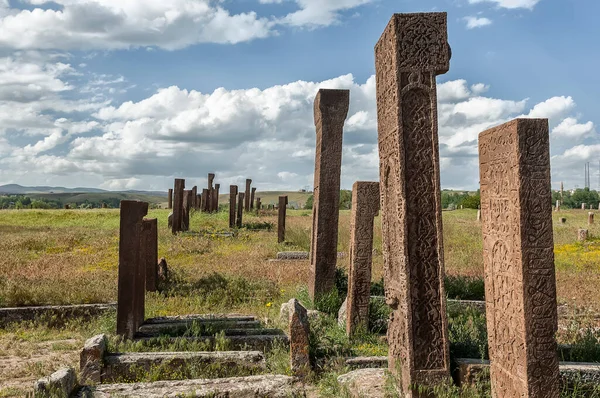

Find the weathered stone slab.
[
  {"left": 276, "top": 251, "right": 346, "bottom": 260},
  {"left": 346, "top": 181, "right": 379, "bottom": 336},
  {"left": 144, "top": 314, "right": 256, "bottom": 324},
  {"left": 229, "top": 185, "right": 238, "bottom": 228},
  {"left": 0, "top": 303, "right": 115, "bottom": 327},
  {"left": 337, "top": 368, "right": 386, "bottom": 398},
  {"left": 143, "top": 218, "right": 158, "bottom": 293},
  {"left": 309, "top": 88, "right": 349, "bottom": 300},
  {"left": 278, "top": 196, "right": 288, "bottom": 243},
  {"left": 191, "top": 186, "right": 198, "bottom": 210},
  {"left": 345, "top": 356, "right": 388, "bottom": 369},
  {"left": 288, "top": 299, "right": 310, "bottom": 376},
  {"left": 134, "top": 334, "right": 288, "bottom": 352},
  {"left": 102, "top": 351, "right": 265, "bottom": 383},
  {"left": 455, "top": 359, "right": 600, "bottom": 391},
  {"left": 375, "top": 12, "right": 451, "bottom": 392},
  {"left": 117, "top": 200, "right": 149, "bottom": 339},
  {"left": 79, "top": 374, "right": 301, "bottom": 397},
  {"left": 256, "top": 197, "right": 261, "bottom": 212},
  {"left": 80, "top": 334, "right": 107, "bottom": 384},
  {"left": 137, "top": 320, "right": 262, "bottom": 337},
  {"left": 251, "top": 187, "right": 256, "bottom": 210},
  {"left": 245, "top": 179, "right": 252, "bottom": 212},
  {"left": 172, "top": 179, "right": 185, "bottom": 234},
  {"left": 589, "top": 212, "right": 594, "bottom": 225},
  {"left": 479, "top": 118, "right": 559, "bottom": 397},
  {"left": 34, "top": 367, "right": 77, "bottom": 398},
  {"left": 237, "top": 193, "right": 244, "bottom": 228},
  {"left": 167, "top": 189, "right": 172, "bottom": 209}
]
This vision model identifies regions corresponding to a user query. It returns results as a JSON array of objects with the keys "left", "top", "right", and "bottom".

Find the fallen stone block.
[
  {"left": 143, "top": 314, "right": 255, "bottom": 324},
  {"left": 275, "top": 251, "right": 346, "bottom": 260},
  {"left": 135, "top": 334, "right": 289, "bottom": 352},
  {"left": 34, "top": 367, "right": 77, "bottom": 398},
  {"left": 345, "top": 356, "right": 388, "bottom": 369},
  {"left": 77, "top": 374, "right": 302, "bottom": 397},
  {"left": 137, "top": 320, "right": 263, "bottom": 337},
  {"left": 455, "top": 358, "right": 600, "bottom": 390},
  {"left": 102, "top": 351, "right": 265, "bottom": 383},
  {"left": 337, "top": 368, "right": 386, "bottom": 398},
  {"left": 0, "top": 303, "right": 116, "bottom": 327},
  {"left": 80, "top": 334, "right": 107, "bottom": 384}
]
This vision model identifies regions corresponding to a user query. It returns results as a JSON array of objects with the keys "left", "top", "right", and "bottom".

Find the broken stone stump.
[
  {"left": 80, "top": 334, "right": 107, "bottom": 384},
  {"left": 172, "top": 179, "right": 185, "bottom": 234},
  {"left": 117, "top": 200, "right": 148, "bottom": 339},
  {"left": 229, "top": 185, "right": 238, "bottom": 228},
  {"left": 143, "top": 218, "right": 158, "bottom": 292},
  {"left": 309, "top": 88, "right": 349, "bottom": 300},
  {"left": 278, "top": 196, "right": 288, "bottom": 243},
  {"left": 34, "top": 367, "right": 77, "bottom": 398},
  {"left": 157, "top": 257, "right": 169, "bottom": 291},
  {"left": 579, "top": 229, "right": 589, "bottom": 242},
  {"left": 589, "top": 212, "right": 594, "bottom": 225},
  {"left": 479, "top": 118, "right": 559, "bottom": 396},
  {"left": 288, "top": 298, "right": 310, "bottom": 377},
  {"left": 346, "top": 181, "right": 379, "bottom": 336},
  {"left": 237, "top": 193, "right": 244, "bottom": 228},
  {"left": 256, "top": 197, "right": 262, "bottom": 213},
  {"left": 245, "top": 179, "right": 252, "bottom": 212},
  {"left": 375, "top": 12, "right": 451, "bottom": 393}
]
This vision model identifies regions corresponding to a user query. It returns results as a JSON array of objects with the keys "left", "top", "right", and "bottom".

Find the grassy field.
[{"left": 0, "top": 207, "right": 599, "bottom": 395}]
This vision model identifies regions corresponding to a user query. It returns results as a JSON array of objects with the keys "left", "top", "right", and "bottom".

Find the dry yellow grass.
[{"left": 1, "top": 207, "right": 599, "bottom": 394}]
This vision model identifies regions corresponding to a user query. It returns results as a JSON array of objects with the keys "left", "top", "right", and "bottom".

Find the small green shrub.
[{"left": 445, "top": 275, "right": 485, "bottom": 301}]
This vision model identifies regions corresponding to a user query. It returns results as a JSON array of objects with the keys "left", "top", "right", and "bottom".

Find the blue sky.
[{"left": 0, "top": 0, "right": 597, "bottom": 192}]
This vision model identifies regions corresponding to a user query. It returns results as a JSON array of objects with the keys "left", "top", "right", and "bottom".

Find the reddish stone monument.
[
  {"left": 250, "top": 187, "right": 257, "bottom": 210},
  {"left": 244, "top": 179, "right": 252, "bottom": 212},
  {"left": 375, "top": 12, "right": 451, "bottom": 393},
  {"left": 213, "top": 183, "right": 220, "bottom": 212},
  {"left": 191, "top": 186, "right": 197, "bottom": 210},
  {"left": 201, "top": 189, "right": 209, "bottom": 213},
  {"left": 479, "top": 118, "right": 559, "bottom": 397},
  {"left": 346, "top": 181, "right": 380, "bottom": 337},
  {"left": 206, "top": 173, "right": 215, "bottom": 212},
  {"left": 167, "top": 189, "right": 173, "bottom": 210},
  {"left": 143, "top": 218, "right": 158, "bottom": 292},
  {"left": 308, "top": 89, "right": 349, "bottom": 300},
  {"left": 229, "top": 185, "right": 238, "bottom": 228},
  {"left": 117, "top": 200, "right": 148, "bottom": 339},
  {"left": 278, "top": 196, "right": 288, "bottom": 243},
  {"left": 172, "top": 179, "right": 185, "bottom": 234},
  {"left": 237, "top": 193, "right": 244, "bottom": 228},
  {"left": 182, "top": 190, "right": 191, "bottom": 231}
]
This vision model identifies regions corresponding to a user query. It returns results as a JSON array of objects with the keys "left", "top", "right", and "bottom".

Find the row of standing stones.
[{"left": 31, "top": 11, "right": 600, "bottom": 398}]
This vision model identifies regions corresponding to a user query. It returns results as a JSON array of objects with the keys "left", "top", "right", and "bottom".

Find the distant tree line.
[
  {"left": 0, "top": 195, "right": 156, "bottom": 209},
  {"left": 303, "top": 189, "right": 481, "bottom": 210},
  {"left": 553, "top": 187, "right": 600, "bottom": 209}
]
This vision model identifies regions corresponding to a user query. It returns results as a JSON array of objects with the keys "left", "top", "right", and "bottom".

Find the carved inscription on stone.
[
  {"left": 346, "top": 181, "right": 379, "bottom": 337},
  {"left": 479, "top": 118, "right": 559, "bottom": 397},
  {"left": 374, "top": 12, "right": 450, "bottom": 393},
  {"left": 309, "top": 89, "right": 349, "bottom": 300}
]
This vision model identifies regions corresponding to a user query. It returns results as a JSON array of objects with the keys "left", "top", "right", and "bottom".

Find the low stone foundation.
[{"left": 0, "top": 303, "right": 116, "bottom": 327}]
